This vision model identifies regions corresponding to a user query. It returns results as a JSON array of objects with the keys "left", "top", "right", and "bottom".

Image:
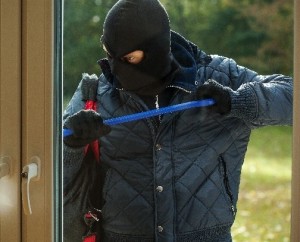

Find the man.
[{"left": 63, "top": 0, "right": 293, "bottom": 241}]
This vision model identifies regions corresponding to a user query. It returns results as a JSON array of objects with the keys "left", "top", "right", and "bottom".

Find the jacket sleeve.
[
  {"left": 206, "top": 55, "right": 293, "bottom": 128},
  {"left": 63, "top": 77, "right": 86, "bottom": 189},
  {"left": 63, "top": 145, "right": 85, "bottom": 190}
]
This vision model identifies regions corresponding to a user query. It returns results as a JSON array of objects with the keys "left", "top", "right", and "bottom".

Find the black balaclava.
[{"left": 102, "top": 0, "right": 173, "bottom": 96}]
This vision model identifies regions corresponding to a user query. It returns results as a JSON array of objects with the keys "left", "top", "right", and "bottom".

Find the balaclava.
[{"left": 102, "top": 0, "right": 173, "bottom": 96}]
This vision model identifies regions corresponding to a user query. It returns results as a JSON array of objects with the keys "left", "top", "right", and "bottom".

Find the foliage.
[
  {"left": 63, "top": 0, "right": 293, "bottom": 96},
  {"left": 63, "top": 0, "right": 115, "bottom": 97},
  {"left": 161, "top": 0, "right": 293, "bottom": 75}
]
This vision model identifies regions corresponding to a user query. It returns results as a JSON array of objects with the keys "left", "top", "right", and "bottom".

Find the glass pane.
[{"left": 63, "top": 1, "right": 293, "bottom": 241}]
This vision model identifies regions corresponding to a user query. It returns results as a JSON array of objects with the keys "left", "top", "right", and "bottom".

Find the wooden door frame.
[
  {"left": 0, "top": 0, "right": 22, "bottom": 240},
  {"left": 21, "top": 0, "right": 61, "bottom": 241}
]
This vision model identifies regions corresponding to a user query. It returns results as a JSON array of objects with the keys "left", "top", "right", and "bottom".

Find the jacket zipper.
[
  {"left": 219, "top": 156, "right": 236, "bottom": 217},
  {"left": 119, "top": 85, "right": 192, "bottom": 131},
  {"left": 155, "top": 95, "right": 162, "bottom": 124},
  {"left": 119, "top": 90, "right": 159, "bottom": 133}
]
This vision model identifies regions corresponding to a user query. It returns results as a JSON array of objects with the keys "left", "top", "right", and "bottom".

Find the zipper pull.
[{"left": 155, "top": 95, "right": 162, "bottom": 123}]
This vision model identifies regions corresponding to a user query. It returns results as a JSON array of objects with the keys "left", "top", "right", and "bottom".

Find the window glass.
[{"left": 63, "top": 1, "right": 293, "bottom": 241}]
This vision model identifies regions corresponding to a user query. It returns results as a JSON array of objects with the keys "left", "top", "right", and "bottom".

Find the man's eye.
[
  {"left": 121, "top": 50, "right": 144, "bottom": 64},
  {"left": 121, "top": 56, "right": 135, "bottom": 63},
  {"left": 126, "top": 56, "right": 135, "bottom": 62}
]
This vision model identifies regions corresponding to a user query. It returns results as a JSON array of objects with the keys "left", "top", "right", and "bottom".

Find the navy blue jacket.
[{"left": 63, "top": 31, "right": 293, "bottom": 242}]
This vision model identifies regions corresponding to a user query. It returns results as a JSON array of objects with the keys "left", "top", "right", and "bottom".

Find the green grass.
[{"left": 232, "top": 126, "right": 292, "bottom": 242}]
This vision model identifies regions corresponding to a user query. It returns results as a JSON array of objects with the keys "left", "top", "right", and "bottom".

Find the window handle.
[
  {"left": 21, "top": 156, "right": 41, "bottom": 215},
  {"left": 0, "top": 156, "right": 11, "bottom": 179}
]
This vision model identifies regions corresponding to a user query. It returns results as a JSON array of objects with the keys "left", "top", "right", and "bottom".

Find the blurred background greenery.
[{"left": 63, "top": 0, "right": 293, "bottom": 241}]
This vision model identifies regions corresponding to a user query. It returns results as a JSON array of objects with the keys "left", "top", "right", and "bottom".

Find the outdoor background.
[{"left": 63, "top": 0, "right": 293, "bottom": 241}]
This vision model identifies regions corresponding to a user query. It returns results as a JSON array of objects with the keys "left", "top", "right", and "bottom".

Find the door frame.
[{"left": 0, "top": 0, "right": 22, "bottom": 240}]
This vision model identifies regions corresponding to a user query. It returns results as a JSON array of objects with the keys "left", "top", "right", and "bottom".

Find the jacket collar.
[{"left": 168, "top": 30, "right": 197, "bottom": 92}]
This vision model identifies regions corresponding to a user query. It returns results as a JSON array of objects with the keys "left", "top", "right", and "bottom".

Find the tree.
[
  {"left": 238, "top": 0, "right": 293, "bottom": 75},
  {"left": 161, "top": 0, "right": 293, "bottom": 75},
  {"left": 63, "top": 0, "right": 115, "bottom": 97}
]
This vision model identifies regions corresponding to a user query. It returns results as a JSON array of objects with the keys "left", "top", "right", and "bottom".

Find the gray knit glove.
[
  {"left": 196, "top": 79, "right": 232, "bottom": 115},
  {"left": 63, "top": 110, "right": 111, "bottom": 148}
]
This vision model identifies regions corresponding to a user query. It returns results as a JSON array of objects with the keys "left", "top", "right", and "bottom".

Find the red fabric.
[
  {"left": 82, "top": 211, "right": 99, "bottom": 242},
  {"left": 83, "top": 99, "right": 101, "bottom": 241},
  {"left": 83, "top": 234, "right": 96, "bottom": 242},
  {"left": 85, "top": 100, "right": 96, "bottom": 110},
  {"left": 85, "top": 213, "right": 93, "bottom": 219},
  {"left": 84, "top": 100, "right": 100, "bottom": 162}
]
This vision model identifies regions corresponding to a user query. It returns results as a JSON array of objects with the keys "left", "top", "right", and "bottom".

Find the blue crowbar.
[{"left": 63, "top": 98, "right": 215, "bottom": 137}]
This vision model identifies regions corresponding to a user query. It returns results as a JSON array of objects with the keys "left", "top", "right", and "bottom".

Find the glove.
[
  {"left": 63, "top": 110, "right": 111, "bottom": 148},
  {"left": 196, "top": 79, "right": 232, "bottom": 115}
]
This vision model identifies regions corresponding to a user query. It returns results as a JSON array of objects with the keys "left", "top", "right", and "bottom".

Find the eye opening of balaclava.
[{"left": 102, "top": 0, "right": 173, "bottom": 96}]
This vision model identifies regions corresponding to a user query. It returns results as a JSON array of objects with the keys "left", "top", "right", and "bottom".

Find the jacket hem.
[
  {"left": 177, "top": 224, "right": 231, "bottom": 242},
  {"left": 103, "top": 224, "right": 231, "bottom": 242}
]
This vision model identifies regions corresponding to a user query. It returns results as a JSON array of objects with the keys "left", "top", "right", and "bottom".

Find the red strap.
[
  {"left": 84, "top": 100, "right": 100, "bottom": 162},
  {"left": 83, "top": 210, "right": 101, "bottom": 242},
  {"left": 83, "top": 234, "right": 96, "bottom": 242},
  {"left": 83, "top": 100, "right": 101, "bottom": 241},
  {"left": 85, "top": 100, "right": 96, "bottom": 110}
]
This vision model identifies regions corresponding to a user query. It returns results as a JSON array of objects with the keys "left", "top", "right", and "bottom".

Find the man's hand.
[
  {"left": 196, "top": 79, "right": 232, "bottom": 115},
  {"left": 63, "top": 110, "right": 111, "bottom": 148}
]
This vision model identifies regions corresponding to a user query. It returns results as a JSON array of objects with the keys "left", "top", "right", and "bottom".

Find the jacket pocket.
[{"left": 219, "top": 156, "right": 236, "bottom": 217}]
